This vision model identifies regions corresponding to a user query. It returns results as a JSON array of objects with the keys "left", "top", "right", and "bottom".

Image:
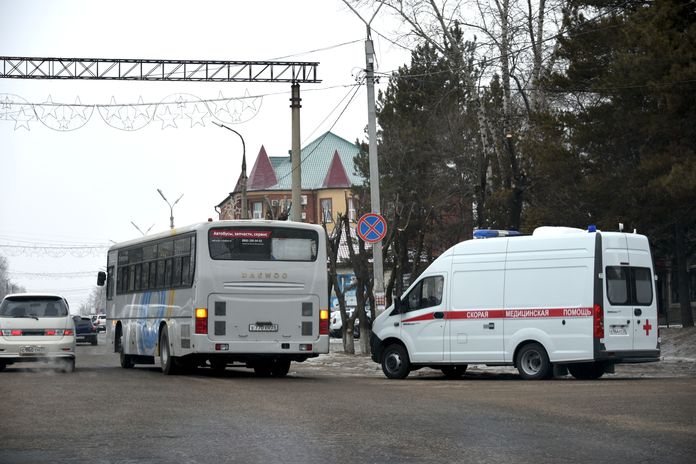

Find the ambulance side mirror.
[{"left": 97, "top": 271, "right": 106, "bottom": 287}]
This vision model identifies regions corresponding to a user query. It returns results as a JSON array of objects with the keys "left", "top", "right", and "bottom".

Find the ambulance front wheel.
[
  {"left": 516, "top": 342, "right": 552, "bottom": 380},
  {"left": 382, "top": 344, "right": 411, "bottom": 379}
]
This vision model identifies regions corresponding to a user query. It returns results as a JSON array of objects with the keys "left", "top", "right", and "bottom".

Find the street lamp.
[
  {"left": 131, "top": 221, "right": 154, "bottom": 236},
  {"left": 157, "top": 188, "right": 183, "bottom": 229},
  {"left": 213, "top": 121, "right": 248, "bottom": 219}
]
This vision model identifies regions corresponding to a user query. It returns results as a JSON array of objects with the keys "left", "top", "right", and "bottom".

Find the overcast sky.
[{"left": 0, "top": 0, "right": 412, "bottom": 310}]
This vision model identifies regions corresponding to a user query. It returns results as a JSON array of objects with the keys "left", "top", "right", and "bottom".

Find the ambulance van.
[{"left": 370, "top": 226, "right": 660, "bottom": 380}]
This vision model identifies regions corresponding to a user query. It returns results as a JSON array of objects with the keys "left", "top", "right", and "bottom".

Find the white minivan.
[
  {"left": 370, "top": 226, "right": 660, "bottom": 380},
  {"left": 0, "top": 293, "right": 76, "bottom": 372}
]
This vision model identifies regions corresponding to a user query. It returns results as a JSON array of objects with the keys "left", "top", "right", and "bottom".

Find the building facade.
[{"left": 215, "top": 132, "right": 363, "bottom": 233}]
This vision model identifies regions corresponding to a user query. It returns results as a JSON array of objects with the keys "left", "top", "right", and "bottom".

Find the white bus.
[{"left": 97, "top": 220, "right": 329, "bottom": 376}]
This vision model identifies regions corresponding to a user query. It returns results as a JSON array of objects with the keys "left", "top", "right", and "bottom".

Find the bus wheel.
[
  {"left": 568, "top": 362, "right": 606, "bottom": 380},
  {"left": 271, "top": 359, "right": 291, "bottom": 377},
  {"left": 441, "top": 365, "right": 468, "bottom": 379},
  {"left": 516, "top": 343, "right": 552, "bottom": 380},
  {"left": 381, "top": 344, "right": 410, "bottom": 379},
  {"left": 119, "top": 332, "right": 134, "bottom": 369},
  {"left": 159, "top": 326, "right": 180, "bottom": 375}
]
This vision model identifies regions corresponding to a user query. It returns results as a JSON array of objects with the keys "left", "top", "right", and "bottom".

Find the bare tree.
[{"left": 360, "top": 0, "right": 566, "bottom": 229}]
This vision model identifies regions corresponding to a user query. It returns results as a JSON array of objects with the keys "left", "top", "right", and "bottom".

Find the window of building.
[
  {"left": 348, "top": 197, "right": 356, "bottom": 222},
  {"left": 320, "top": 198, "right": 333, "bottom": 223},
  {"left": 253, "top": 201, "right": 263, "bottom": 219}
]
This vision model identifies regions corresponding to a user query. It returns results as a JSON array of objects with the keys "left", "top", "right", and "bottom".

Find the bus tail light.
[
  {"left": 319, "top": 309, "right": 329, "bottom": 335},
  {"left": 195, "top": 308, "right": 208, "bottom": 334},
  {"left": 593, "top": 303, "right": 604, "bottom": 339}
]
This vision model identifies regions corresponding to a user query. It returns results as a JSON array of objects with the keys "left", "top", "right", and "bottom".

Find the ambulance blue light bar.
[{"left": 473, "top": 229, "right": 522, "bottom": 239}]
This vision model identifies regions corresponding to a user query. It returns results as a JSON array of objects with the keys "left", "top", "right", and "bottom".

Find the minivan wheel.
[
  {"left": 381, "top": 344, "right": 410, "bottom": 379},
  {"left": 516, "top": 343, "right": 552, "bottom": 380}
]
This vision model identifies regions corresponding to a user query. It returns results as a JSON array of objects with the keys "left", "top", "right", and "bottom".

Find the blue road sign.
[{"left": 357, "top": 213, "right": 387, "bottom": 244}]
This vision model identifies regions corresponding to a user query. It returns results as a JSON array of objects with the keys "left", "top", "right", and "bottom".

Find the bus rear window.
[{"left": 209, "top": 227, "right": 318, "bottom": 262}]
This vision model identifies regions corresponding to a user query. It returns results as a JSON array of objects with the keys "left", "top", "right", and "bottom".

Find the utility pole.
[
  {"left": 344, "top": 1, "right": 385, "bottom": 306},
  {"left": 290, "top": 83, "right": 302, "bottom": 222}
]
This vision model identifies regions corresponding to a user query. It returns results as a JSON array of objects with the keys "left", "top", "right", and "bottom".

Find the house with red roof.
[{"left": 215, "top": 131, "right": 364, "bottom": 233}]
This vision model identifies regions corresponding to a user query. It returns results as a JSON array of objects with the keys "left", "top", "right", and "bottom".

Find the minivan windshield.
[{"left": 0, "top": 296, "right": 68, "bottom": 318}]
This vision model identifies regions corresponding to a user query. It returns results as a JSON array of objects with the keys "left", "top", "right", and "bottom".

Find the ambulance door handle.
[
  {"left": 634, "top": 308, "right": 642, "bottom": 317},
  {"left": 484, "top": 323, "right": 495, "bottom": 330},
  {"left": 433, "top": 312, "right": 444, "bottom": 319}
]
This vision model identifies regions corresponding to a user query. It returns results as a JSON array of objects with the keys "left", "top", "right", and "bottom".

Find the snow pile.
[{"left": 659, "top": 326, "right": 696, "bottom": 362}]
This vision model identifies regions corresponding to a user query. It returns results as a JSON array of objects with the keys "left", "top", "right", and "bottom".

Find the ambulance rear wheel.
[
  {"left": 516, "top": 343, "right": 552, "bottom": 380},
  {"left": 441, "top": 365, "right": 468, "bottom": 379},
  {"left": 568, "top": 362, "right": 606, "bottom": 380},
  {"left": 382, "top": 344, "right": 410, "bottom": 379}
]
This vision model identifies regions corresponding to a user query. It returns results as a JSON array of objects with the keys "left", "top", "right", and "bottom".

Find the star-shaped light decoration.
[
  {"left": 132, "top": 96, "right": 151, "bottom": 122},
  {"left": 156, "top": 105, "right": 179, "bottom": 129},
  {"left": 210, "top": 90, "right": 231, "bottom": 119},
  {"left": 240, "top": 89, "right": 260, "bottom": 113},
  {"left": 12, "top": 107, "right": 35, "bottom": 131},
  {"left": 185, "top": 103, "right": 207, "bottom": 128},
  {"left": 0, "top": 95, "right": 13, "bottom": 120},
  {"left": 71, "top": 96, "right": 93, "bottom": 125},
  {"left": 98, "top": 96, "right": 124, "bottom": 126},
  {"left": 39, "top": 95, "right": 60, "bottom": 120}
]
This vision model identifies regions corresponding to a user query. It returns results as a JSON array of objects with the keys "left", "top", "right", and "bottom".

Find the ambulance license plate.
[
  {"left": 609, "top": 325, "right": 628, "bottom": 336},
  {"left": 20, "top": 345, "right": 46, "bottom": 355},
  {"left": 249, "top": 324, "right": 278, "bottom": 332}
]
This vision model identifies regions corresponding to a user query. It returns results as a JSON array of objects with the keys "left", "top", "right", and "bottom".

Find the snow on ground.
[{"left": 299, "top": 326, "right": 696, "bottom": 379}]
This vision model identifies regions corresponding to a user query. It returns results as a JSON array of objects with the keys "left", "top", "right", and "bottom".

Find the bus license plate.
[
  {"left": 609, "top": 325, "right": 628, "bottom": 336},
  {"left": 20, "top": 345, "right": 46, "bottom": 355},
  {"left": 249, "top": 324, "right": 278, "bottom": 333}
]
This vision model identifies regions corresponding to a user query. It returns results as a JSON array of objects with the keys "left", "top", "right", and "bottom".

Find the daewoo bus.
[{"left": 97, "top": 220, "right": 329, "bottom": 376}]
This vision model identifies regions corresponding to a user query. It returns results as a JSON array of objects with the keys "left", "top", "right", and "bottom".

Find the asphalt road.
[{"left": 1, "top": 334, "right": 695, "bottom": 464}]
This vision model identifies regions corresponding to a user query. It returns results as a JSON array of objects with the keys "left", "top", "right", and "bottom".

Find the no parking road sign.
[{"left": 357, "top": 213, "right": 387, "bottom": 244}]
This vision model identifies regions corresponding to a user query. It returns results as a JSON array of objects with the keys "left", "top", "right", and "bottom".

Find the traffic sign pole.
[{"left": 357, "top": 212, "right": 387, "bottom": 312}]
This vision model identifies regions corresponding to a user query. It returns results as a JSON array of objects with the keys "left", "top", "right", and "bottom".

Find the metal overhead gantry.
[
  {"left": 0, "top": 56, "right": 320, "bottom": 221},
  {"left": 0, "top": 56, "right": 319, "bottom": 83}
]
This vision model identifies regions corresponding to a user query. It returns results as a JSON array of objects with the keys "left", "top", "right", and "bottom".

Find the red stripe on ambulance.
[{"left": 402, "top": 307, "right": 592, "bottom": 323}]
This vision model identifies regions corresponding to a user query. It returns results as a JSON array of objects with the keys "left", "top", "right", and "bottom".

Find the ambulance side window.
[
  {"left": 606, "top": 267, "right": 629, "bottom": 305},
  {"left": 403, "top": 276, "right": 444, "bottom": 313},
  {"left": 633, "top": 267, "right": 653, "bottom": 305}
]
